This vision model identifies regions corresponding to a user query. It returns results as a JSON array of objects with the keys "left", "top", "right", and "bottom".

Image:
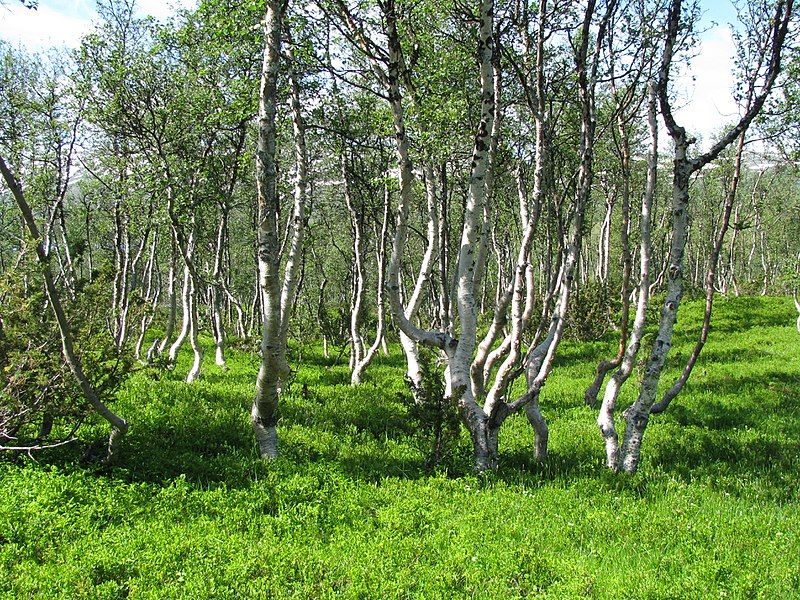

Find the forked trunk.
[
  {"left": 597, "top": 82, "right": 657, "bottom": 469},
  {"left": 617, "top": 0, "right": 792, "bottom": 473},
  {"left": 651, "top": 131, "right": 752, "bottom": 414}
]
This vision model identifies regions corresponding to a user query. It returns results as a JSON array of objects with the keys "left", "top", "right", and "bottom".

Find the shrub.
[
  {"left": 0, "top": 258, "right": 131, "bottom": 452},
  {"left": 564, "top": 280, "right": 619, "bottom": 341},
  {"left": 403, "top": 348, "right": 462, "bottom": 470}
]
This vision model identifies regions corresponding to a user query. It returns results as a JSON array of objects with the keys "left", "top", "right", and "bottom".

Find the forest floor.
[{"left": 1, "top": 296, "right": 799, "bottom": 599}]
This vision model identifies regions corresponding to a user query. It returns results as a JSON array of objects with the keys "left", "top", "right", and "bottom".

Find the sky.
[
  {"left": 0, "top": 0, "right": 743, "bottom": 151},
  {"left": 0, "top": 0, "right": 197, "bottom": 47}
]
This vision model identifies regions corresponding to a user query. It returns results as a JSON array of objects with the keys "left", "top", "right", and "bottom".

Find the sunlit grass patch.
[{"left": 1, "top": 296, "right": 799, "bottom": 598}]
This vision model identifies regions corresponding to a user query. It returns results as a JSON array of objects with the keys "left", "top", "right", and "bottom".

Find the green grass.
[{"left": 1, "top": 296, "right": 799, "bottom": 598}]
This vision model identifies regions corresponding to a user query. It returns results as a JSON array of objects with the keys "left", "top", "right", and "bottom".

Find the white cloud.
[
  {"left": 0, "top": 0, "right": 198, "bottom": 50},
  {"left": 0, "top": 2, "right": 96, "bottom": 49}
]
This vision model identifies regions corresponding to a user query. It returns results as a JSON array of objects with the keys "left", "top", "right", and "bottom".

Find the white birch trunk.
[
  {"left": 597, "top": 82, "right": 657, "bottom": 469},
  {"left": 503, "top": 0, "right": 613, "bottom": 462},
  {"left": 186, "top": 278, "right": 204, "bottom": 383},
  {"left": 344, "top": 156, "right": 365, "bottom": 374},
  {"left": 156, "top": 233, "right": 178, "bottom": 356},
  {"left": 399, "top": 165, "right": 440, "bottom": 392},
  {"left": 618, "top": 0, "right": 792, "bottom": 473},
  {"left": 450, "top": 0, "right": 496, "bottom": 470},
  {"left": 134, "top": 230, "right": 160, "bottom": 361},
  {"left": 168, "top": 264, "right": 192, "bottom": 364},
  {"left": 252, "top": 3, "right": 306, "bottom": 459},
  {"left": 651, "top": 130, "right": 754, "bottom": 414},
  {"left": 794, "top": 292, "right": 800, "bottom": 333},
  {"left": 253, "top": 2, "right": 284, "bottom": 459},
  {"left": 279, "top": 57, "right": 307, "bottom": 347},
  {"left": 211, "top": 216, "right": 228, "bottom": 367},
  {"left": 351, "top": 179, "right": 390, "bottom": 385}
]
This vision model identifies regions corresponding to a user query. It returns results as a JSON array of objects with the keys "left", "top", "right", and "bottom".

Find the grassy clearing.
[{"left": 1, "top": 296, "right": 799, "bottom": 598}]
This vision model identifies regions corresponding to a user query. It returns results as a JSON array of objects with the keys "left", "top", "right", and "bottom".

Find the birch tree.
[
  {"left": 616, "top": 0, "right": 794, "bottom": 473},
  {"left": 252, "top": 0, "right": 308, "bottom": 459}
]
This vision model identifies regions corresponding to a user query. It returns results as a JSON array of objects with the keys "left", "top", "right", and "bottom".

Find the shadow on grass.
[{"left": 20, "top": 299, "right": 799, "bottom": 502}]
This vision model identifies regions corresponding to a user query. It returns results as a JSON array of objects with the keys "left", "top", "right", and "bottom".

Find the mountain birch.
[
  {"left": 332, "top": 0, "right": 495, "bottom": 466},
  {"left": 162, "top": 164, "right": 206, "bottom": 381},
  {"left": 253, "top": 0, "right": 306, "bottom": 459},
  {"left": 331, "top": 0, "right": 453, "bottom": 380},
  {"left": 651, "top": 132, "right": 752, "bottom": 414},
  {"left": 483, "top": 0, "right": 617, "bottom": 464},
  {"left": 333, "top": 0, "right": 618, "bottom": 468},
  {"left": 344, "top": 156, "right": 366, "bottom": 371},
  {"left": 210, "top": 222, "right": 228, "bottom": 367},
  {"left": 471, "top": 41, "right": 512, "bottom": 401},
  {"left": 794, "top": 291, "right": 800, "bottom": 333},
  {"left": 155, "top": 232, "right": 179, "bottom": 357},
  {"left": 399, "top": 166, "right": 440, "bottom": 393},
  {"left": 0, "top": 155, "right": 128, "bottom": 461},
  {"left": 618, "top": 0, "right": 794, "bottom": 473},
  {"left": 596, "top": 81, "right": 657, "bottom": 469},
  {"left": 350, "top": 162, "right": 390, "bottom": 385},
  {"left": 167, "top": 257, "right": 204, "bottom": 384},
  {"left": 481, "top": 0, "right": 548, "bottom": 411},
  {"left": 253, "top": 0, "right": 285, "bottom": 459},
  {"left": 134, "top": 230, "right": 160, "bottom": 361},
  {"left": 482, "top": 166, "right": 543, "bottom": 415},
  {"left": 210, "top": 125, "right": 247, "bottom": 367},
  {"left": 387, "top": 0, "right": 492, "bottom": 469},
  {"left": 168, "top": 263, "right": 192, "bottom": 361},
  {"left": 585, "top": 7, "right": 657, "bottom": 406},
  {"left": 280, "top": 52, "right": 307, "bottom": 345}
]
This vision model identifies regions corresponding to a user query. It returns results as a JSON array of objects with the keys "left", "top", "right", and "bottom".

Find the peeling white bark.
[
  {"left": 168, "top": 264, "right": 192, "bottom": 364},
  {"left": 618, "top": 0, "right": 793, "bottom": 473},
  {"left": 351, "top": 182, "right": 389, "bottom": 385},
  {"left": 252, "top": 3, "right": 305, "bottom": 459},
  {"left": 597, "top": 81, "right": 657, "bottom": 470},
  {"left": 794, "top": 292, "right": 800, "bottom": 333}
]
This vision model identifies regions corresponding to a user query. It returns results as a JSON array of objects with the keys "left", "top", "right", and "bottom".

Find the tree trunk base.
[{"left": 253, "top": 422, "right": 278, "bottom": 459}]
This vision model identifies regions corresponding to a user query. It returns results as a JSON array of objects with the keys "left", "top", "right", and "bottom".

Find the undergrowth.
[{"left": 1, "top": 296, "right": 799, "bottom": 599}]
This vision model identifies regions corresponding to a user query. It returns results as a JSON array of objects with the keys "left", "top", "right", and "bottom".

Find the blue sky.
[{"left": 0, "top": 0, "right": 743, "bottom": 150}]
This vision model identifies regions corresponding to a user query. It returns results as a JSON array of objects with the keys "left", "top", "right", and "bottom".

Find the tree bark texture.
[{"left": 253, "top": 0, "right": 287, "bottom": 460}]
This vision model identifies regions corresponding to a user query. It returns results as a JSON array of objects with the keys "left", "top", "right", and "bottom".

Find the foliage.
[
  {"left": 0, "top": 297, "right": 799, "bottom": 597},
  {"left": 403, "top": 347, "right": 462, "bottom": 470},
  {"left": 563, "top": 280, "right": 620, "bottom": 342},
  {"left": 0, "top": 258, "right": 132, "bottom": 451}
]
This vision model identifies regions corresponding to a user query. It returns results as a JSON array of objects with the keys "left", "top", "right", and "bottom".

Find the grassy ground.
[{"left": 1, "top": 296, "right": 799, "bottom": 599}]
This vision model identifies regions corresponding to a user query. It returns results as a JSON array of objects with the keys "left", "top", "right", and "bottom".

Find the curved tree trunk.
[
  {"left": 585, "top": 106, "right": 635, "bottom": 407},
  {"left": 156, "top": 232, "right": 178, "bottom": 357},
  {"left": 651, "top": 131, "right": 752, "bottom": 414},
  {"left": 351, "top": 176, "right": 390, "bottom": 385},
  {"left": 596, "top": 81, "right": 657, "bottom": 469},
  {"left": 618, "top": 0, "right": 792, "bottom": 473},
  {"left": 0, "top": 155, "right": 128, "bottom": 461}
]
